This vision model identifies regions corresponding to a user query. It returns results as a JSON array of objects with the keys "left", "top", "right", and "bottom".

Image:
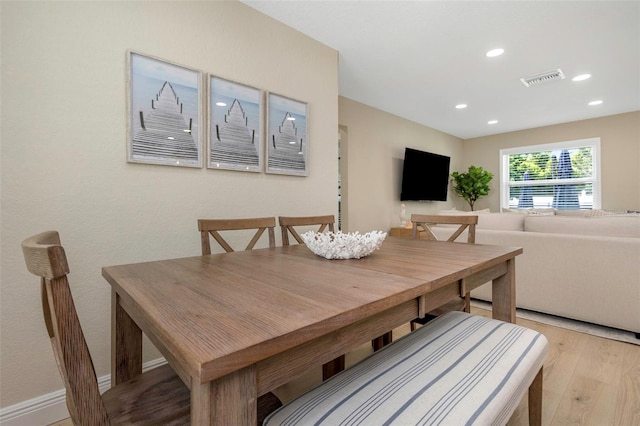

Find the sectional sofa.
[{"left": 433, "top": 210, "right": 640, "bottom": 337}]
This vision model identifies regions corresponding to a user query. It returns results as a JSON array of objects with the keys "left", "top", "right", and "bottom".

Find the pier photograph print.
[
  {"left": 209, "top": 76, "right": 262, "bottom": 172},
  {"left": 267, "top": 93, "right": 308, "bottom": 176},
  {"left": 128, "top": 52, "right": 202, "bottom": 167}
]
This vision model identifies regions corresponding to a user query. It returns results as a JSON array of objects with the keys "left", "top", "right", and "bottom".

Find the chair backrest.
[
  {"left": 198, "top": 217, "right": 276, "bottom": 254},
  {"left": 410, "top": 214, "right": 478, "bottom": 243},
  {"left": 21, "top": 231, "right": 110, "bottom": 425},
  {"left": 279, "top": 215, "right": 335, "bottom": 246}
]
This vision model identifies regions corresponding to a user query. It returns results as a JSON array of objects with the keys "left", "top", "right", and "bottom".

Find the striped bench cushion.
[{"left": 264, "top": 311, "right": 548, "bottom": 426}]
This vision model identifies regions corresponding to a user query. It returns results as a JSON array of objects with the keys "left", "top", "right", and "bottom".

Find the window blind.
[{"left": 500, "top": 138, "right": 601, "bottom": 211}]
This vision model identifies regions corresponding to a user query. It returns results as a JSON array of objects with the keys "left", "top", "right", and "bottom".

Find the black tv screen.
[{"left": 400, "top": 148, "right": 451, "bottom": 201}]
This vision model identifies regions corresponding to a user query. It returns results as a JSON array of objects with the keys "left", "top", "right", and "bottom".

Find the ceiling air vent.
[{"left": 520, "top": 69, "right": 565, "bottom": 87}]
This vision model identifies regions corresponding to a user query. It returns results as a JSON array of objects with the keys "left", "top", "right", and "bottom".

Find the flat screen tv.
[{"left": 400, "top": 148, "right": 450, "bottom": 201}]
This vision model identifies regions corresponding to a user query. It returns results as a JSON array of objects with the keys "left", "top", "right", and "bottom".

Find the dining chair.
[
  {"left": 21, "top": 231, "right": 191, "bottom": 424},
  {"left": 278, "top": 215, "right": 335, "bottom": 245},
  {"left": 198, "top": 217, "right": 276, "bottom": 254},
  {"left": 409, "top": 214, "right": 478, "bottom": 330},
  {"left": 21, "top": 231, "right": 281, "bottom": 425},
  {"left": 278, "top": 215, "right": 344, "bottom": 380}
]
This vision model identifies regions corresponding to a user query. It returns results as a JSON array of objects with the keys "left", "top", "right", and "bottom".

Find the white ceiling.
[{"left": 242, "top": 1, "right": 640, "bottom": 139}]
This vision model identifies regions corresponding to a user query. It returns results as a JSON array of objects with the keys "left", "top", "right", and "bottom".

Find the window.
[{"left": 500, "top": 138, "right": 601, "bottom": 211}]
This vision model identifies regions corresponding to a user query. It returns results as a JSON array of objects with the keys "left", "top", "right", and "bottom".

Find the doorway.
[{"left": 338, "top": 125, "right": 348, "bottom": 231}]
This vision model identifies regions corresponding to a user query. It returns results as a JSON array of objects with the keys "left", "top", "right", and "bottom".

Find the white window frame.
[{"left": 499, "top": 138, "right": 601, "bottom": 211}]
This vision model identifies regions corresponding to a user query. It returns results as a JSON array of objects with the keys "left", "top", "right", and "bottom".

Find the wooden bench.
[{"left": 264, "top": 311, "right": 548, "bottom": 425}]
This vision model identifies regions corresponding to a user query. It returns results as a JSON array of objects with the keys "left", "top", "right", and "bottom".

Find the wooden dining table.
[{"left": 102, "top": 236, "right": 522, "bottom": 425}]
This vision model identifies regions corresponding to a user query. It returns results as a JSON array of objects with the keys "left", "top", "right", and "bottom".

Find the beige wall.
[
  {"left": 339, "top": 99, "right": 639, "bottom": 235},
  {"left": 463, "top": 111, "right": 640, "bottom": 211},
  {"left": 1, "top": 1, "right": 338, "bottom": 408},
  {"left": 339, "top": 97, "right": 464, "bottom": 233}
]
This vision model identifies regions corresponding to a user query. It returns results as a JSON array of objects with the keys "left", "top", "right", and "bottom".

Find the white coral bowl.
[{"left": 300, "top": 231, "right": 387, "bottom": 259}]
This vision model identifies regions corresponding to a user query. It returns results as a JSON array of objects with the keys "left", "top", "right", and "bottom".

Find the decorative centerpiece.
[{"left": 301, "top": 230, "right": 387, "bottom": 259}]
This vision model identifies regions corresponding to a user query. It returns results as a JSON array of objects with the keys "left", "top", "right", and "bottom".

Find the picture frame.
[
  {"left": 208, "top": 76, "right": 262, "bottom": 172},
  {"left": 266, "top": 92, "right": 309, "bottom": 176},
  {"left": 127, "top": 51, "right": 203, "bottom": 167}
]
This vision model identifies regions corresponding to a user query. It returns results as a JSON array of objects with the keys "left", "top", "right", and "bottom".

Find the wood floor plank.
[
  {"left": 614, "top": 342, "right": 640, "bottom": 425},
  {"left": 579, "top": 334, "right": 625, "bottom": 385},
  {"left": 551, "top": 333, "right": 624, "bottom": 425},
  {"left": 477, "top": 306, "right": 640, "bottom": 426},
  {"left": 552, "top": 375, "right": 619, "bottom": 425}
]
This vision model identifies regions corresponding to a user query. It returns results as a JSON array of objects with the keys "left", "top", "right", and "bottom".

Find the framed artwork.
[
  {"left": 127, "top": 51, "right": 203, "bottom": 167},
  {"left": 208, "top": 76, "right": 262, "bottom": 172},
  {"left": 266, "top": 92, "right": 309, "bottom": 176}
]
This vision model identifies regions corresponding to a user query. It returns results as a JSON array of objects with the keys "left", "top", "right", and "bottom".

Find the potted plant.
[{"left": 451, "top": 166, "right": 493, "bottom": 211}]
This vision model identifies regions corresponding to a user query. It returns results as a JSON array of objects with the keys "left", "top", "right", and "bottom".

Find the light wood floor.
[
  {"left": 50, "top": 306, "right": 640, "bottom": 425},
  {"left": 473, "top": 307, "right": 640, "bottom": 425}
]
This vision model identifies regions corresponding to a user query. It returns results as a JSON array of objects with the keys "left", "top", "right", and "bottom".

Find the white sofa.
[{"left": 433, "top": 211, "right": 640, "bottom": 337}]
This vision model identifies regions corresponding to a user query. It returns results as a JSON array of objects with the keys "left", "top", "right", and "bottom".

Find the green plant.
[{"left": 451, "top": 166, "right": 493, "bottom": 211}]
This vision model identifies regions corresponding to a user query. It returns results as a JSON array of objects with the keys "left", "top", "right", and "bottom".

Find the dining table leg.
[
  {"left": 491, "top": 258, "right": 517, "bottom": 323},
  {"left": 192, "top": 366, "right": 257, "bottom": 425},
  {"left": 111, "top": 289, "right": 142, "bottom": 386}
]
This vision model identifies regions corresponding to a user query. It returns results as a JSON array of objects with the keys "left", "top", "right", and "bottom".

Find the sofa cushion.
[
  {"left": 553, "top": 209, "right": 639, "bottom": 217},
  {"left": 478, "top": 213, "right": 525, "bottom": 231},
  {"left": 503, "top": 207, "right": 556, "bottom": 215},
  {"left": 524, "top": 215, "right": 640, "bottom": 238},
  {"left": 584, "top": 209, "right": 640, "bottom": 217},
  {"left": 555, "top": 209, "right": 589, "bottom": 217}
]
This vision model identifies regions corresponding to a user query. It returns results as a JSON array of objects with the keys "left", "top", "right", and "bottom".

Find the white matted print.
[
  {"left": 127, "top": 51, "right": 202, "bottom": 167},
  {"left": 266, "top": 93, "right": 308, "bottom": 176},
  {"left": 209, "top": 76, "right": 262, "bottom": 172}
]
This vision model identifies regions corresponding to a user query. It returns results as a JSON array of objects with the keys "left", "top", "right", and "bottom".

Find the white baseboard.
[{"left": 0, "top": 358, "right": 167, "bottom": 426}]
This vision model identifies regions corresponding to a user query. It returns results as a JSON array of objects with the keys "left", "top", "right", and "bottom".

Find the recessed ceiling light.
[
  {"left": 572, "top": 74, "right": 591, "bottom": 82},
  {"left": 216, "top": 102, "right": 227, "bottom": 106},
  {"left": 488, "top": 120, "right": 498, "bottom": 124},
  {"left": 455, "top": 104, "right": 468, "bottom": 109},
  {"left": 588, "top": 100, "right": 603, "bottom": 106},
  {"left": 486, "top": 48, "right": 504, "bottom": 58}
]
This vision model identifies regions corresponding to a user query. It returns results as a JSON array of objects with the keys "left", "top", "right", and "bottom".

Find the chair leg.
[
  {"left": 322, "top": 355, "right": 345, "bottom": 380},
  {"left": 371, "top": 331, "right": 393, "bottom": 351},
  {"left": 464, "top": 292, "right": 471, "bottom": 313},
  {"left": 257, "top": 392, "right": 282, "bottom": 425},
  {"left": 528, "top": 367, "right": 543, "bottom": 426},
  {"left": 410, "top": 321, "right": 417, "bottom": 331},
  {"left": 371, "top": 336, "right": 383, "bottom": 351},
  {"left": 382, "top": 331, "right": 392, "bottom": 346}
]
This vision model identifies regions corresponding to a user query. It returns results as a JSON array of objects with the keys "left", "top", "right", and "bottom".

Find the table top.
[{"left": 102, "top": 237, "right": 521, "bottom": 386}]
